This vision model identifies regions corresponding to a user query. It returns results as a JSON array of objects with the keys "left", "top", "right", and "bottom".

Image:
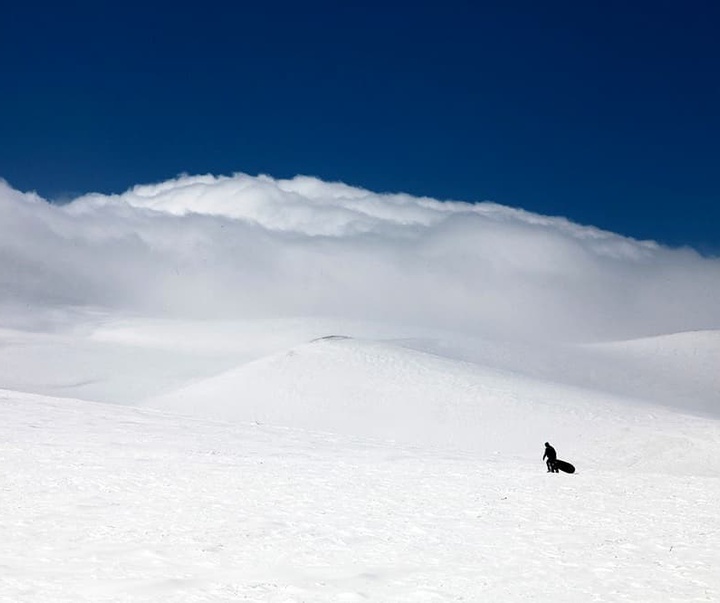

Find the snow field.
[{"left": 2, "top": 390, "right": 719, "bottom": 602}]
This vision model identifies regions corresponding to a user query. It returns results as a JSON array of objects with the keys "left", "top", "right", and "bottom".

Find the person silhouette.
[{"left": 543, "top": 442, "right": 558, "bottom": 473}]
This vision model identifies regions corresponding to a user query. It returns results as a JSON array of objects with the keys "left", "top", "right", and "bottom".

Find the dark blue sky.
[{"left": 1, "top": 1, "right": 718, "bottom": 251}]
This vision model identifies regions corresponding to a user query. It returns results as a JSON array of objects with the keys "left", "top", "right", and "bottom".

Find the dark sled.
[{"left": 554, "top": 459, "right": 575, "bottom": 474}]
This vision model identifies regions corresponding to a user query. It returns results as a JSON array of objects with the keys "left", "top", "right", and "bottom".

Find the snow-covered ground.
[
  {"left": 1, "top": 317, "right": 720, "bottom": 601},
  {"left": 2, "top": 387, "right": 720, "bottom": 602}
]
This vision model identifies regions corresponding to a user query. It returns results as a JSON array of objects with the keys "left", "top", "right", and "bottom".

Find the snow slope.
[
  {"left": 1, "top": 317, "right": 718, "bottom": 415},
  {"left": 2, "top": 316, "right": 719, "bottom": 601},
  {"left": 393, "top": 329, "right": 720, "bottom": 416},
  {"left": 2, "top": 389, "right": 719, "bottom": 602},
  {"left": 148, "top": 334, "right": 720, "bottom": 475}
]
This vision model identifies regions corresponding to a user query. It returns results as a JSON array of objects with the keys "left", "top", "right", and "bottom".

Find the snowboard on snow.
[{"left": 553, "top": 459, "right": 575, "bottom": 474}]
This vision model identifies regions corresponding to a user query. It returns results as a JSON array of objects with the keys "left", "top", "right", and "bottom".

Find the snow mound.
[
  {"left": 147, "top": 337, "right": 720, "bottom": 475},
  {"left": 583, "top": 330, "right": 720, "bottom": 413},
  {"left": 392, "top": 329, "right": 720, "bottom": 416}
]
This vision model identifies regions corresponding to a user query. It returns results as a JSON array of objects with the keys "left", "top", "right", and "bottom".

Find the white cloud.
[{"left": 1, "top": 173, "right": 719, "bottom": 340}]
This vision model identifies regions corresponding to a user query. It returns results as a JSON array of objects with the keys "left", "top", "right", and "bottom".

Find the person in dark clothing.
[{"left": 543, "top": 442, "right": 558, "bottom": 473}]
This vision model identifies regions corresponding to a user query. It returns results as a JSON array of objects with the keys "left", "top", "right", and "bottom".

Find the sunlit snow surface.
[
  {"left": 1, "top": 318, "right": 720, "bottom": 601},
  {"left": 2, "top": 388, "right": 719, "bottom": 602}
]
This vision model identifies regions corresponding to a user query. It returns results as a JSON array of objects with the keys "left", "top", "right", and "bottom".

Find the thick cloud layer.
[{"left": 1, "top": 173, "right": 719, "bottom": 341}]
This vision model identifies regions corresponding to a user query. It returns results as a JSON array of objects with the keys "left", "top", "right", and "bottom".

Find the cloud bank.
[{"left": 1, "top": 173, "right": 719, "bottom": 341}]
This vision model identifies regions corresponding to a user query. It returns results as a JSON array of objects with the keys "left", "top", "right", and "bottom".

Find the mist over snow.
[{"left": 2, "top": 173, "right": 720, "bottom": 341}]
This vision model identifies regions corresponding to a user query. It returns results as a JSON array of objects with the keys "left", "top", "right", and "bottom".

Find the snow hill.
[
  {"left": 2, "top": 316, "right": 718, "bottom": 414},
  {"left": 1, "top": 318, "right": 720, "bottom": 601},
  {"left": 148, "top": 333, "right": 720, "bottom": 476}
]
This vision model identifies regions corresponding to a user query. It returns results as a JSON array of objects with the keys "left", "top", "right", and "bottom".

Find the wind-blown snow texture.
[
  {"left": 2, "top": 388, "right": 720, "bottom": 602},
  {"left": 1, "top": 174, "right": 720, "bottom": 601}
]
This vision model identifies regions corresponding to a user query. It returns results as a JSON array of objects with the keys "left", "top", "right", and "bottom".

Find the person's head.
[{"left": 545, "top": 442, "right": 550, "bottom": 447}]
